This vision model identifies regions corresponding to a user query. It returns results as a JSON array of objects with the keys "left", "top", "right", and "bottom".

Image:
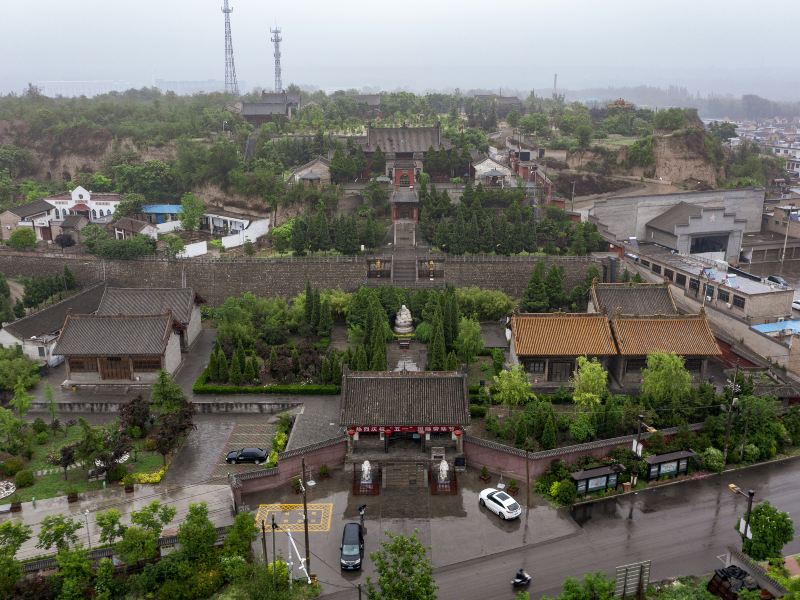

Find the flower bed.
[{"left": 122, "top": 465, "right": 167, "bottom": 485}]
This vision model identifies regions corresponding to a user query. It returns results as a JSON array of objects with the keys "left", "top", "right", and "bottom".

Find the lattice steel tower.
[
  {"left": 270, "top": 27, "right": 282, "bottom": 92},
  {"left": 221, "top": 0, "right": 239, "bottom": 95}
]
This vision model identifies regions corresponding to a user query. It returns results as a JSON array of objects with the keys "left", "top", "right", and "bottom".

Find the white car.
[{"left": 479, "top": 488, "right": 522, "bottom": 520}]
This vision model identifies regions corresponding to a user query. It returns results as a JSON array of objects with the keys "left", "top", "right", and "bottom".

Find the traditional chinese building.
[{"left": 341, "top": 370, "right": 470, "bottom": 454}]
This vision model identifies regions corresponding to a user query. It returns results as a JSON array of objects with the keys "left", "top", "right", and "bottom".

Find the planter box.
[
  {"left": 67, "top": 493, "right": 79, "bottom": 503},
  {"left": 10, "top": 502, "right": 21, "bottom": 513},
  {"left": 124, "top": 484, "right": 135, "bottom": 493}
]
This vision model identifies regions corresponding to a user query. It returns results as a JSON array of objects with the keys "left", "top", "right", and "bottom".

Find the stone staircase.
[
  {"left": 383, "top": 462, "right": 427, "bottom": 488},
  {"left": 393, "top": 221, "right": 416, "bottom": 248},
  {"left": 391, "top": 251, "right": 417, "bottom": 286}
]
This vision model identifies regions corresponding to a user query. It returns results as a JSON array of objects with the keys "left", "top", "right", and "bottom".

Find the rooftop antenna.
[
  {"left": 221, "top": 0, "right": 240, "bottom": 95},
  {"left": 270, "top": 26, "right": 282, "bottom": 93}
]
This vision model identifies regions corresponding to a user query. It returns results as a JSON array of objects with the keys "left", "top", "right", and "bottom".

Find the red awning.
[{"left": 72, "top": 203, "right": 90, "bottom": 211}]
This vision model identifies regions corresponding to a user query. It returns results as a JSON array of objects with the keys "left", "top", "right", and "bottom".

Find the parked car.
[
  {"left": 225, "top": 448, "right": 268, "bottom": 465},
  {"left": 767, "top": 275, "right": 789, "bottom": 287},
  {"left": 792, "top": 300, "right": 800, "bottom": 312},
  {"left": 479, "top": 488, "right": 522, "bottom": 520},
  {"left": 339, "top": 522, "right": 364, "bottom": 570}
]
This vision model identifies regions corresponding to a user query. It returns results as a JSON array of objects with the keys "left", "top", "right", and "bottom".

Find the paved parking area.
[
  {"left": 210, "top": 422, "right": 278, "bottom": 480},
  {"left": 243, "top": 467, "right": 579, "bottom": 594}
]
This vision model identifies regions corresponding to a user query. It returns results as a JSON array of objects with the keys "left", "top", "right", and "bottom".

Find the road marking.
[{"left": 255, "top": 503, "right": 333, "bottom": 533}]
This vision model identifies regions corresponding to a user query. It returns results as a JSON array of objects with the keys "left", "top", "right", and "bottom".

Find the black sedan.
[{"left": 225, "top": 447, "right": 268, "bottom": 465}]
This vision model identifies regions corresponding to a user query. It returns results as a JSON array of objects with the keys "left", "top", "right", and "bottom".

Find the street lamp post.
[
  {"left": 301, "top": 457, "right": 311, "bottom": 575},
  {"left": 84, "top": 509, "right": 91, "bottom": 548},
  {"left": 728, "top": 484, "right": 755, "bottom": 551}
]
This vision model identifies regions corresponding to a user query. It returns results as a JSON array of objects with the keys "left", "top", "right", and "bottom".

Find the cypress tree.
[
  {"left": 207, "top": 350, "right": 219, "bottom": 382},
  {"left": 229, "top": 353, "right": 243, "bottom": 385},
  {"left": 317, "top": 298, "right": 333, "bottom": 337},
  {"left": 544, "top": 265, "right": 565, "bottom": 310},
  {"left": 321, "top": 356, "right": 331, "bottom": 383},
  {"left": 521, "top": 261, "right": 549, "bottom": 312},
  {"left": 353, "top": 345, "right": 368, "bottom": 371},
  {"left": 369, "top": 333, "right": 386, "bottom": 371},
  {"left": 447, "top": 290, "right": 459, "bottom": 351},
  {"left": 217, "top": 351, "right": 229, "bottom": 381},
  {"left": 235, "top": 342, "right": 246, "bottom": 372},
  {"left": 244, "top": 357, "right": 257, "bottom": 383},
  {"left": 311, "top": 288, "right": 322, "bottom": 330},
  {"left": 427, "top": 305, "right": 446, "bottom": 370},
  {"left": 541, "top": 412, "right": 557, "bottom": 450},
  {"left": 268, "top": 347, "right": 279, "bottom": 378},
  {"left": 445, "top": 351, "right": 459, "bottom": 371},
  {"left": 291, "top": 347, "right": 300, "bottom": 375},
  {"left": 304, "top": 281, "right": 314, "bottom": 325},
  {"left": 13, "top": 299, "right": 24, "bottom": 319}
]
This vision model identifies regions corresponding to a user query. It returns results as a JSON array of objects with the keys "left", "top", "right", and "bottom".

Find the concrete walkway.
[{"left": 1, "top": 482, "right": 234, "bottom": 560}]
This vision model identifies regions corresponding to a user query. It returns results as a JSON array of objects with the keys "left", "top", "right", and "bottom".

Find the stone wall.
[{"left": 0, "top": 250, "right": 603, "bottom": 305}]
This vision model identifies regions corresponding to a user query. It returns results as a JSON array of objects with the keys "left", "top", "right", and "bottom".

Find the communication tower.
[
  {"left": 222, "top": 0, "right": 240, "bottom": 95},
  {"left": 270, "top": 27, "right": 283, "bottom": 93}
]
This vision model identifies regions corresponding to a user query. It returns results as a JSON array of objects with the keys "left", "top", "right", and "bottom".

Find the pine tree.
[
  {"left": 317, "top": 298, "right": 333, "bottom": 337},
  {"left": 13, "top": 299, "right": 24, "bottom": 319},
  {"left": 541, "top": 412, "right": 557, "bottom": 449},
  {"left": 521, "top": 261, "right": 549, "bottom": 312},
  {"left": 229, "top": 353, "right": 243, "bottom": 385},
  {"left": 268, "top": 347, "right": 279, "bottom": 378},
  {"left": 234, "top": 342, "right": 246, "bottom": 373},
  {"left": 320, "top": 356, "right": 331, "bottom": 383},
  {"left": 446, "top": 290, "right": 459, "bottom": 351},
  {"left": 303, "top": 281, "right": 314, "bottom": 325},
  {"left": 63, "top": 266, "right": 77, "bottom": 290}
]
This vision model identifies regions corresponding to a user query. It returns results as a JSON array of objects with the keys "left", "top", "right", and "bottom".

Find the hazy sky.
[{"left": 2, "top": 0, "right": 798, "bottom": 99}]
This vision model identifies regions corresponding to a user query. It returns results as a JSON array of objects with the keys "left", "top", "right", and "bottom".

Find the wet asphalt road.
[{"left": 321, "top": 457, "right": 800, "bottom": 600}]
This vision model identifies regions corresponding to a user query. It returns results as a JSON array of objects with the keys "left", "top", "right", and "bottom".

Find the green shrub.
[
  {"left": 272, "top": 431, "right": 288, "bottom": 453},
  {"left": 701, "top": 447, "right": 725, "bottom": 473},
  {"left": 414, "top": 322, "right": 433, "bottom": 343},
  {"left": 128, "top": 425, "right": 143, "bottom": 439},
  {"left": 14, "top": 469, "right": 34, "bottom": 488},
  {"left": 555, "top": 478, "right": 577, "bottom": 504},
  {"left": 143, "top": 438, "right": 157, "bottom": 452},
  {"left": 469, "top": 404, "right": 487, "bottom": 418},
  {"left": 485, "top": 414, "right": 500, "bottom": 435},
  {"left": 192, "top": 376, "right": 339, "bottom": 395},
  {"left": 319, "top": 464, "right": 330, "bottom": 478},
  {"left": 35, "top": 431, "right": 48, "bottom": 445},
  {"left": 2, "top": 457, "right": 25, "bottom": 476},
  {"left": 742, "top": 443, "right": 760, "bottom": 463},
  {"left": 549, "top": 481, "right": 560, "bottom": 498},
  {"left": 32, "top": 418, "right": 48, "bottom": 434},
  {"left": 107, "top": 464, "right": 128, "bottom": 482}
]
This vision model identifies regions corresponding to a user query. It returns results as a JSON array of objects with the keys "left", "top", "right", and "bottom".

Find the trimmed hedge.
[{"left": 193, "top": 370, "right": 339, "bottom": 395}]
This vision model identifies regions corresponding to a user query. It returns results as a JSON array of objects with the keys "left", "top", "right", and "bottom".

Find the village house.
[
  {"left": 472, "top": 157, "right": 514, "bottom": 187},
  {"left": 112, "top": 217, "right": 158, "bottom": 240},
  {"left": 53, "top": 215, "right": 90, "bottom": 245},
  {"left": 45, "top": 186, "right": 121, "bottom": 222},
  {"left": 288, "top": 157, "right": 331, "bottom": 186},
  {"left": 0, "top": 283, "right": 106, "bottom": 366},
  {"left": 54, "top": 313, "right": 182, "bottom": 383},
  {"left": 235, "top": 91, "right": 301, "bottom": 127},
  {"left": 0, "top": 199, "right": 56, "bottom": 241},
  {"left": 95, "top": 287, "right": 203, "bottom": 350}
]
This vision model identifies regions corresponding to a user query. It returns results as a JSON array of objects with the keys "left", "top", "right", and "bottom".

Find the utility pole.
[
  {"left": 723, "top": 362, "right": 741, "bottom": 464},
  {"left": 301, "top": 457, "right": 311, "bottom": 575},
  {"left": 525, "top": 446, "right": 530, "bottom": 509},
  {"left": 728, "top": 484, "right": 755, "bottom": 551},
  {"left": 261, "top": 519, "right": 268, "bottom": 565},
  {"left": 780, "top": 204, "right": 794, "bottom": 275},
  {"left": 271, "top": 514, "right": 277, "bottom": 592}
]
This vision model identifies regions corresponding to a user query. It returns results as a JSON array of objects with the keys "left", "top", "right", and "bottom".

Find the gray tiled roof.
[
  {"left": 592, "top": 283, "right": 677, "bottom": 315},
  {"left": 112, "top": 217, "right": 151, "bottom": 233},
  {"left": 365, "top": 126, "right": 452, "bottom": 153},
  {"left": 341, "top": 371, "right": 469, "bottom": 427},
  {"left": 61, "top": 215, "right": 89, "bottom": 229},
  {"left": 390, "top": 188, "right": 419, "bottom": 204},
  {"left": 96, "top": 287, "right": 197, "bottom": 325},
  {"left": 54, "top": 313, "right": 173, "bottom": 356},
  {"left": 3, "top": 283, "right": 106, "bottom": 340},
  {"left": 241, "top": 103, "right": 289, "bottom": 116},
  {"left": 8, "top": 199, "right": 54, "bottom": 219}
]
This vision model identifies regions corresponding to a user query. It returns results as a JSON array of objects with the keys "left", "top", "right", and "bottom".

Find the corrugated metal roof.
[
  {"left": 341, "top": 371, "right": 469, "bottom": 426},
  {"left": 512, "top": 314, "right": 617, "bottom": 357}
]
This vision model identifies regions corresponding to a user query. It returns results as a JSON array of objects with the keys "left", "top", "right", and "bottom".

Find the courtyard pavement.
[{"left": 242, "top": 467, "right": 579, "bottom": 594}]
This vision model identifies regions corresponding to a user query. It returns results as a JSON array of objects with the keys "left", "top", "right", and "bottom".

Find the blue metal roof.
[
  {"left": 752, "top": 320, "right": 800, "bottom": 335},
  {"left": 142, "top": 204, "right": 182, "bottom": 214}
]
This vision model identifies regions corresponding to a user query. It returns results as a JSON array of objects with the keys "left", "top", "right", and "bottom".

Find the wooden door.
[{"left": 100, "top": 357, "right": 131, "bottom": 380}]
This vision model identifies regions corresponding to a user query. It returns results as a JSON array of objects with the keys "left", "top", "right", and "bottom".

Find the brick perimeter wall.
[{"left": 0, "top": 251, "right": 602, "bottom": 304}]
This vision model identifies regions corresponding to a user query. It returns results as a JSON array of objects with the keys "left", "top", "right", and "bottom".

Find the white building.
[{"left": 45, "top": 186, "right": 122, "bottom": 222}]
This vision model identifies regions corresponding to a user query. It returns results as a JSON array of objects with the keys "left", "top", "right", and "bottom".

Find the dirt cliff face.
[{"left": 653, "top": 131, "right": 718, "bottom": 187}]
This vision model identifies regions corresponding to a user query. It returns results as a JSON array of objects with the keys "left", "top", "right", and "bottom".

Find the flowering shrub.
[{"left": 122, "top": 466, "right": 167, "bottom": 485}]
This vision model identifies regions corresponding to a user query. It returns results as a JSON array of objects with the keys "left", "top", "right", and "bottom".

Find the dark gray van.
[{"left": 339, "top": 522, "right": 364, "bottom": 570}]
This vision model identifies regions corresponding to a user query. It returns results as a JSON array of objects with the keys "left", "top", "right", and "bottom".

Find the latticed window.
[
  {"left": 69, "top": 358, "right": 97, "bottom": 372},
  {"left": 132, "top": 357, "right": 161, "bottom": 371}
]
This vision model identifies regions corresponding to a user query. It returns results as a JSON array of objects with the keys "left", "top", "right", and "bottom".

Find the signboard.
[
  {"left": 632, "top": 439, "right": 643, "bottom": 457},
  {"left": 354, "top": 425, "right": 457, "bottom": 433},
  {"left": 614, "top": 560, "right": 651, "bottom": 599},
  {"left": 738, "top": 518, "right": 753, "bottom": 540}
]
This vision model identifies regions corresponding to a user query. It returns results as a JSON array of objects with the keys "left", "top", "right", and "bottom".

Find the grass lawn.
[
  {"left": 466, "top": 357, "right": 493, "bottom": 387},
  {"left": 597, "top": 135, "right": 639, "bottom": 148},
  {"left": 26, "top": 423, "right": 85, "bottom": 472}
]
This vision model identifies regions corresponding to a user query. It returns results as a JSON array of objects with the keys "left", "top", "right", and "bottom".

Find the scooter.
[{"left": 512, "top": 570, "right": 532, "bottom": 588}]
